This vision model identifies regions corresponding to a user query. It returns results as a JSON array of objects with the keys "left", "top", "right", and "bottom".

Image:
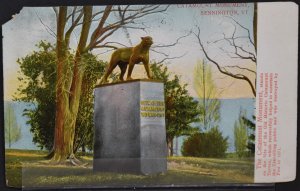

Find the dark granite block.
[{"left": 93, "top": 80, "right": 167, "bottom": 175}]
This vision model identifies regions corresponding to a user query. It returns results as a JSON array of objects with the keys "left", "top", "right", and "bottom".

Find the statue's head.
[{"left": 141, "top": 36, "right": 153, "bottom": 47}]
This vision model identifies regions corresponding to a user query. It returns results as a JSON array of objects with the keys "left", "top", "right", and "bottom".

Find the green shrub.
[{"left": 181, "top": 128, "right": 228, "bottom": 158}]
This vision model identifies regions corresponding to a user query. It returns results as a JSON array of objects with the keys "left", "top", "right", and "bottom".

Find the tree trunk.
[
  {"left": 52, "top": 105, "right": 78, "bottom": 163},
  {"left": 51, "top": 67, "right": 84, "bottom": 164},
  {"left": 253, "top": 3, "right": 257, "bottom": 91},
  {"left": 167, "top": 137, "right": 174, "bottom": 156},
  {"left": 51, "top": 6, "right": 70, "bottom": 164},
  {"left": 254, "top": 2, "right": 257, "bottom": 52},
  {"left": 82, "top": 145, "right": 86, "bottom": 153},
  {"left": 8, "top": 109, "right": 11, "bottom": 148},
  {"left": 202, "top": 61, "right": 206, "bottom": 130},
  {"left": 174, "top": 137, "right": 178, "bottom": 156},
  {"left": 50, "top": 6, "right": 92, "bottom": 165}
]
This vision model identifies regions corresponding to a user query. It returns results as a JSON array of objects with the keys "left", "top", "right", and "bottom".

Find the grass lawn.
[{"left": 5, "top": 149, "right": 254, "bottom": 189}]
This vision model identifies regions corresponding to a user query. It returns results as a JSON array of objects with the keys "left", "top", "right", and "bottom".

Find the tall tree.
[
  {"left": 151, "top": 63, "right": 199, "bottom": 156},
  {"left": 184, "top": 60, "right": 227, "bottom": 158},
  {"left": 52, "top": 5, "right": 169, "bottom": 164},
  {"left": 4, "top": 103, "right": 21, "bottom": 148},
  {"left": 15, "top": 41, "right": 106, "bottom": 152},
  {"left": 193, "top": 60, "right": 221, "bottom": 131},
  {"left": 73, "top": 52, "right": 107, "bottom": 153},
  {"left": 242, "top": 115, "right": 255, "bottom": 156},
  {"left": 234, "top": 110, "right": 249, "bottom": 158}
]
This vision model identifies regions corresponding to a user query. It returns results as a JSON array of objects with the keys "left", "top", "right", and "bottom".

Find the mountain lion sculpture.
[{"left": 99, "top": 36, "right": 153, "bottom": 84}]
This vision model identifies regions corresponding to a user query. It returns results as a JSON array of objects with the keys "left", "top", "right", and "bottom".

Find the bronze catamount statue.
[{"left": 99, "top": 36, "right": 153, "bottom": 84}]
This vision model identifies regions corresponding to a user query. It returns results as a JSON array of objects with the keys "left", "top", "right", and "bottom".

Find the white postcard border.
[{"left": 255, "top": 2, "right": 298, "bottom": 183}]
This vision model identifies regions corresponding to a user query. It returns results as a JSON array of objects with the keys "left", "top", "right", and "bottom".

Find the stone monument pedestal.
[{"left": 93, "top": 79, "right": 167, "bottom": 175}]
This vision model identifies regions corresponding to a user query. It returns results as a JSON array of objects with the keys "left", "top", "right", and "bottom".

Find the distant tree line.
[{"left": 4, "top": 103, "right": 21, "bottom": 148}]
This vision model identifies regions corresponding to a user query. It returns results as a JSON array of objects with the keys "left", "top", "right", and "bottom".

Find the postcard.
[{"left": 2, "top": 2, "right": 298, "bottom": 189}]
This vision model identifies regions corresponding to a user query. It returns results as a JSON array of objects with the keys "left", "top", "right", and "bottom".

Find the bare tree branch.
[
  {"left": 71, "top": 6, "right": 78, "bottom": 23},
  {"left": 52, "top": 7, "right": 59, "bottom": 19},
  {"left": 96, "top": 49, "right": 115, "bottom": 55},
  {"left": 224, "top": 25, "right": 256, "bottom": 62},
  {"left": 66, "top": 7, "right": 83, "bottom": 22},
  {"left": 94, "top": 45, "right": 118, "bottom": 49},
  {"left": 92, "top": 10, "right": 105, "bottom": 19},
  {"left": 35, "top": 11, "right": 57, "bottom": 38},
  {"left": 150, "top": 49, "right": 169, "bottom": 57},
  {"left": 217, "top": 79, "right": 236, "bottom": 96},
  {"left": 87, "top": 5, "right": 169, "bottom": 51},
  {"left": 117, "top": 5, "right": 132, "bottom": 46},
  {"left": 222, "top": 24, "right": 256, "bottom": 62},
  {"left": 97, "top": 5, "right": 168, "bottom": 36},
  {"left": 93, "top": 27, "right": 120, "bottom": 49},
  {"left": 225, "top": 16, "right": 255, "bottom": 47},
  {"left": 209, "top": 35, "right": 250, "bottom": 44},
  {"left": 157, "top": 52, "right": 187, "bottom": 64},
  {"left": 102, "top": 41, "right": 128, "bottom": 47},
  {"left": 223, "top": 65, "right": 256, "bottom": 74},
  {"left": 152, "top": 31, "right": 191, "bottom": 48},
  {"left": 193, "top": 26, "right": 256, "bottom": 96},
  {"left": 87, "top": 5, "right": 113, "bottom": 50},
  {"left": 65, "top": 8, "right": 84, "bottom": 46},
  {"left": 208, "top": 18, "right": 257, "bottom": 64},
  {"left": 94, "top": 41, "right": 128, "bottom": 49}
]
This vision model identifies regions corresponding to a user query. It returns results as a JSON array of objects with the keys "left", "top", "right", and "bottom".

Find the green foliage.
[
  {"left": 187, "top": 60, "right": 227, "bottom": 157},
  {"left": 242, "top": 115, "right": 255, "bottom": 156},
  {"left": 181, "top": 127, "right": 228, "bottom": 158},
  {"left": 4, "top": 103, "right": 21, "bottom": 148},
  {"left": 15, "top": 41, "right": 106, "bottom": 151},
  {"left": 234, "top": 110, "right": 249, "bottom": 158},
  {"left": 150, "top": 63, "right": 199, "bottom": 155},
  {"left": 15, "top": 41, "right": 56, "bottom": 150},
  {"left": 74, "top": 53, "right": 106, "bottom": 152},
  {"left": 193, "top": 60, "right": 220, "bottom": 131}
]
